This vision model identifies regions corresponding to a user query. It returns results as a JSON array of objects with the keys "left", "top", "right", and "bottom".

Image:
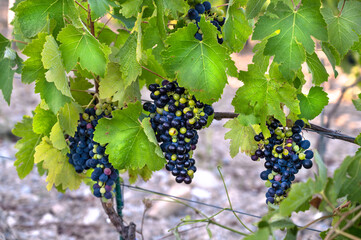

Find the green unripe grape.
[
  {"left": 172, "top": 138, "right": 177, "bottom": 143},
  {"left": 180, "top": 127, "right": 187, "bottom": 134},
  {"left": 268, "top": 174, "right": 273, "bottom": 180},
  {"left": 90, "top": 116, "right": 95, "bottom": 121},
  {"left": 198, "top": 29, "right": 203, "bottom": 34},
  {"left": 157, "top": 108, "right": 164, "bottom": 114},
  {"left": 185, "top": 138, "right": 191, "bottom": 143},
  {"left": 176, "top": 110, "right": 182, "bottom": 117},
  {"left": 283, "top": 149, "right": 289, "bottom": 155},
  {"left": 171, "top": 154, "right": 177, "bottom": 161},
  {"left": 195, "top": 0, "right": 202, "bottom": 4},
  {"left": 189, "top": 118, "right": 196, "bottom": 124},
  {"left": 175, "top": 101, "right": 179, "bottom": 106},
  {"left": 272, "top": 171, "right": 277, "bottom": 175},
  {"left": 210, "top": 6, "right": 217, "bottom": 14},
  {"left": 97, "top": 154, "right": 102, "bottom": 159},
  {"left": 193, "top": 108, "right": 199, "bottom": 114},
  {"left": 96, "top": 109, "right": 102, "bottom": 116},
  {"left": 200, "top": 112, "right": 205, "bottom": 116},
  {"left": 96, "top": 103, "right": 102, "bottom": 109},
  {"left": 265, "top": 181, "right": 272, "bottom": 187},
  {"left": 93, "top": 148, "right": 97, "bottom": 153},
  {"left": 275, "top": 128, "right": 282, "bottom": 135},
  {"left": 183, "top": 107, "right": 191, "bottom": 114},
  {"left": 173, "top": 94, "right": 180, "bottom": 100},
  {"left": 280, "top": 133, "right": 285, "bottom": 138},
  {"left": 180, "top": 97, "right": 187, "bottom": 104},
  {"left": 188, "top": 170, "right": 194, "bottom": 177},
  {"left": 150, "top": 113, "right": 155, "bottom": 118},
  {"left": 264, "top": 140, "right": 269, "bottom": 145},
  {"left": 188, "top": 100, "right": 195, "bottom": 106},
  {"left": 164, "top": 105, "right": 169, "bottom": 112},
  {"left": 154, "top": 90, "right": 160, "bottom": 96},
  {"left": 216, "top": 9, "right": 224, "bottom": 16},
  {"left": 299, "top": 153, "right": 306, "bottom": 160},
  {"left": 107, "top": 106, "right": 112, "bottom": 112},
  {"left": 98, "top": 181, "right": 103, "bottom": 186},
  {"left": 293, "top": 145, "right": 300, "bottom": 152},
  {"left": 82, "top": 113, "right": 89, "bottom": 120},
  {"left": 169, "top": 128, "right": 178, "bottom": 136},
  {"left": 100, "top": 188, "right": 106, "bottom": 194},
  {"left": 217, "top": 16, "right": 223, "bottom": 22},
  {"left": 286, "top": 131, "right": 293, "bottom": 137}
]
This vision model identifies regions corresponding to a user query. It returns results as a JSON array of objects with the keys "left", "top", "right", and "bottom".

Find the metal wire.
[{"left": 0, "top": 155, "right": 323, "bottom": 233}]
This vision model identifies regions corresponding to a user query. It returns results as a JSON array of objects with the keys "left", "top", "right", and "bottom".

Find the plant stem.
[
  {"left": 88, "top": 4, "right": 95, "bottom": 36},
  {"left": 334, "top": 229, "right": 361, "bottom": 240},
  {"left": 299, "top": 214, "right": 334, "bottom": 231},
  {"left": 291, "top": 0, "right": 296, "bottom": 9},
  {"left": 70, "top": 89, "right": 95, "bottom": 94},
  {"left": 338, "top": 0, "right": 346, "bottom": 17},
  {"left": 115, "top": 174, "right": 124, "bottom": 240},
  {"left": 141, "top": 66, "right": 166, "bottom": 79},
  {"left": 213, "top": 112, "right": 357, "bottom": 145},
  {"left": 74, "top": 0, "right": 88, "bottom": 12},
  {"left": 217, "top": 166, "right": 253, "bottom": 233}
]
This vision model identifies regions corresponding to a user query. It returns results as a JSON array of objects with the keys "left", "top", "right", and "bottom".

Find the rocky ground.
[{"left": 0, "top": 31, "right": 361, "bottom": 240}]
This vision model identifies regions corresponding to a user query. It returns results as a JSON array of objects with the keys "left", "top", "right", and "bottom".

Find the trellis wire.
[{"left": 0, "top": 155, "right": 324, "bottom": 233}]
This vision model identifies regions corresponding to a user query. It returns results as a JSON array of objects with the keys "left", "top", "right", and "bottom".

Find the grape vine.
[{"left": 2, "top": 0, "right": 361, "bottom": 239}]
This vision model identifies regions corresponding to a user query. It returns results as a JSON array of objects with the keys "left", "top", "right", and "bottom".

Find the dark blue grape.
[{"left": 188, "top": 9, "right": 199, "bottom": 20}]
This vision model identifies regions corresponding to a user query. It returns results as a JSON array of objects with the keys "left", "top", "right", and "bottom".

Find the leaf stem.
[
  {"left": 74, "top": 0, "right": 88, "bottom": 12},
  {"left": 88, "top": 4, "right": 95, "bottom": 36},
  {"left": 338, "top": 0, "right": 346, "bottom": 17},
  {"left": 141, "top": 66, "right": 166, "bottom": 80},
  {"left": 70, "top": 89, "right": 95, "bottom": 94},
  {"left": 216, "top": 3, "right": 229, "bottom": 8},
  {"left": 217, "top": 166, "right": 253, "bottom": 233},
  {"left": 11, "top": 39, "right": 28, "bottom": 45},
  {"left": 97, "top": 16, "right": 113, "bottom": 39},
  {"left": 291, "top": 0, "right": 296, "bottom": 9},
  {"left": 298, "top": 214, "right": 334, "bottom": 231},
  {"left": 334, "top": 229, "right": 361, "bottom": 240}
]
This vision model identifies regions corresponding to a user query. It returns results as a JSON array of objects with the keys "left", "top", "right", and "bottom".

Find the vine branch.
[
  {"left": 213, "top": 112, "right": 358, "bottom": 145},
  {"left": 141, "top": 66, "right": 166, "bottom": 79},
  {"left": 74, "top": 0, "right": 87, "bottom": 12},
  {"left": 101, "top": 200, "right": 136, "bottom": 240}
]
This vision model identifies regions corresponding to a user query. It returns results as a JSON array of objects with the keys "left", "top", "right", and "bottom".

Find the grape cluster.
[
  {"left": 250, "top": 119, "right": 314, "bottom": 205},
  {"left": 67, "top": 99, "right": 119, "bottom": 200},
  {"left": 186, "top": 0, "right": 226, "bottom": 44},
  {"left": 143, "top": 80, "right": 214, "bottom": 184}
]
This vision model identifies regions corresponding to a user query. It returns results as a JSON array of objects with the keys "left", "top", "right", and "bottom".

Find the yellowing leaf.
[
  {"left": 34, "top": 136, "right": 82, "bottom": 191},
  {"left": 41, "top": 35, "right": 72, "bottom": 99},
  {"left": 224, "top": 115, "right": 258, "bottom": 157},
  {"left": 58, "top": 101, "right": 82, "bottom": 137},
  {"left": 50, "top": 122, "right": 67, "bottom": 150}
]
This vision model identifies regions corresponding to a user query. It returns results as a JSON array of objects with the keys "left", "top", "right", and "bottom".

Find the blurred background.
[{"left": 0, "top": 0, "right": 360, "bottom": 239}]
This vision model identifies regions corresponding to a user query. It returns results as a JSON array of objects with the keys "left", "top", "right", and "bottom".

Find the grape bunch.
[
  {"left": 250, "top": 119, "right": 314, "bottom": 205},
  {"left": 67, "top": 99, "right": 119, "bottom": 200},
  {"left": 186, "top": 0, "right": 226, "bottom": 44},
  {"left": 143, "top": 80, "right": 214, "bottom": 184}
]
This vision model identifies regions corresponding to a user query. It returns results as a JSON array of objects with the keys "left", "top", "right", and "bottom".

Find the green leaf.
[
  {"left": 57, "top": 25, "right": 111, "bottom": 77},
  {"left": 285, "top": 226, "right": 298, "bottom": 240},
  {"left": 35, "top": 76, "right": 72, "bottom": 114},
  {"left": 112, "top": 7, "right": 137, "bottom": 30},
  {"left": 163, "top": 18, "right": 236, "bottom": 104},
  {"left": 223, "top": 0, "right": 252, "bottom": 52},
  {"left": 32, "top": 105, "right": 57, "bottom": 135},
  {"left": 21, "top": 33, "right": 47, "bottom": 84},
  {"left": 232, "top": 64, "right": 300, "bottom": 131},
  {"left": 246, "top": 0, "right": 267, "bottom": 19},
  {"left": 0, "top": 34, "right": 21, "bottom": 104},
  {"left": 163, "top": 0, "right": 187, "bottom": 18},
  {"left": 314, "top": 151, "right": 328, "bottom": 192},
  {"left": 298, "top": 86, "right": 329, "bottom": 120},
  {"left": 93, "top": 102, "right": 166, "bottom": 171},
  {"left": 14, "top": 0, "right": 81, "bottom": 38},
  {"left": 119, "top": 0, "right": 143, "bottom": 18},
  {"left": 140, "top": 49, "right": 167, "bottom": 85},
  {"left": 356, "top": 133, "right": 361, "bottom": 146},
  {"left": 154, "top": 0, "right": 167, "bottom": 41},
  {"left": 41, "top": 35, "right": 72, "bottom": 99},
  {"left": 321, "top": 42, "right": 340, "bottom": 78},
  {"left": 114, "top": 33, "right": 142, "bottom": 88},
  {"left": 243, "top": 228, "right": 270, "bottom": 240},
  {"left": 353, "top": 93, "right": 361, "bottom": 111},
  {"left": 50, "top": 122, "right": 67, "bottom": 150},
  {"left": 58, "top": 102, "right": 82, "bottom": 137},
  {"left": 128, "top": 166, "right": 153, "bottom": 184},
  {"left": 99, "top": 62, "right": 141, "bottom": 107},
  {"left": 69, "top": 77, "right": 93, "bottom": 106},
  {"left": 88, "top": 0, "right": 110, "bottom": 19},
  {"left": 306, "top": 52, "right": 329, "bottom": 85},
  {"left": 279, "top": 178, "right": 316, "bottom": 216},
  {"left": 143, "top": 17, "right": 165, "bottom": 61},
  {"left": 253, "top": 0, "right": 327, "bottom": 79},
  {"left": 12, "top": 116, "right": 42, "bottom": 179},
  {"left": 224, "top": 115, "right": 258, "bottom": 157},
  {"left": 333, "top": 151, "right": 361, "bottom": 202},
  {"left": 34, "top": 136, "right": 82, "bottom": 191},
  {"left": 321, "top": 1, "right": 361, "bottom": 57}
]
